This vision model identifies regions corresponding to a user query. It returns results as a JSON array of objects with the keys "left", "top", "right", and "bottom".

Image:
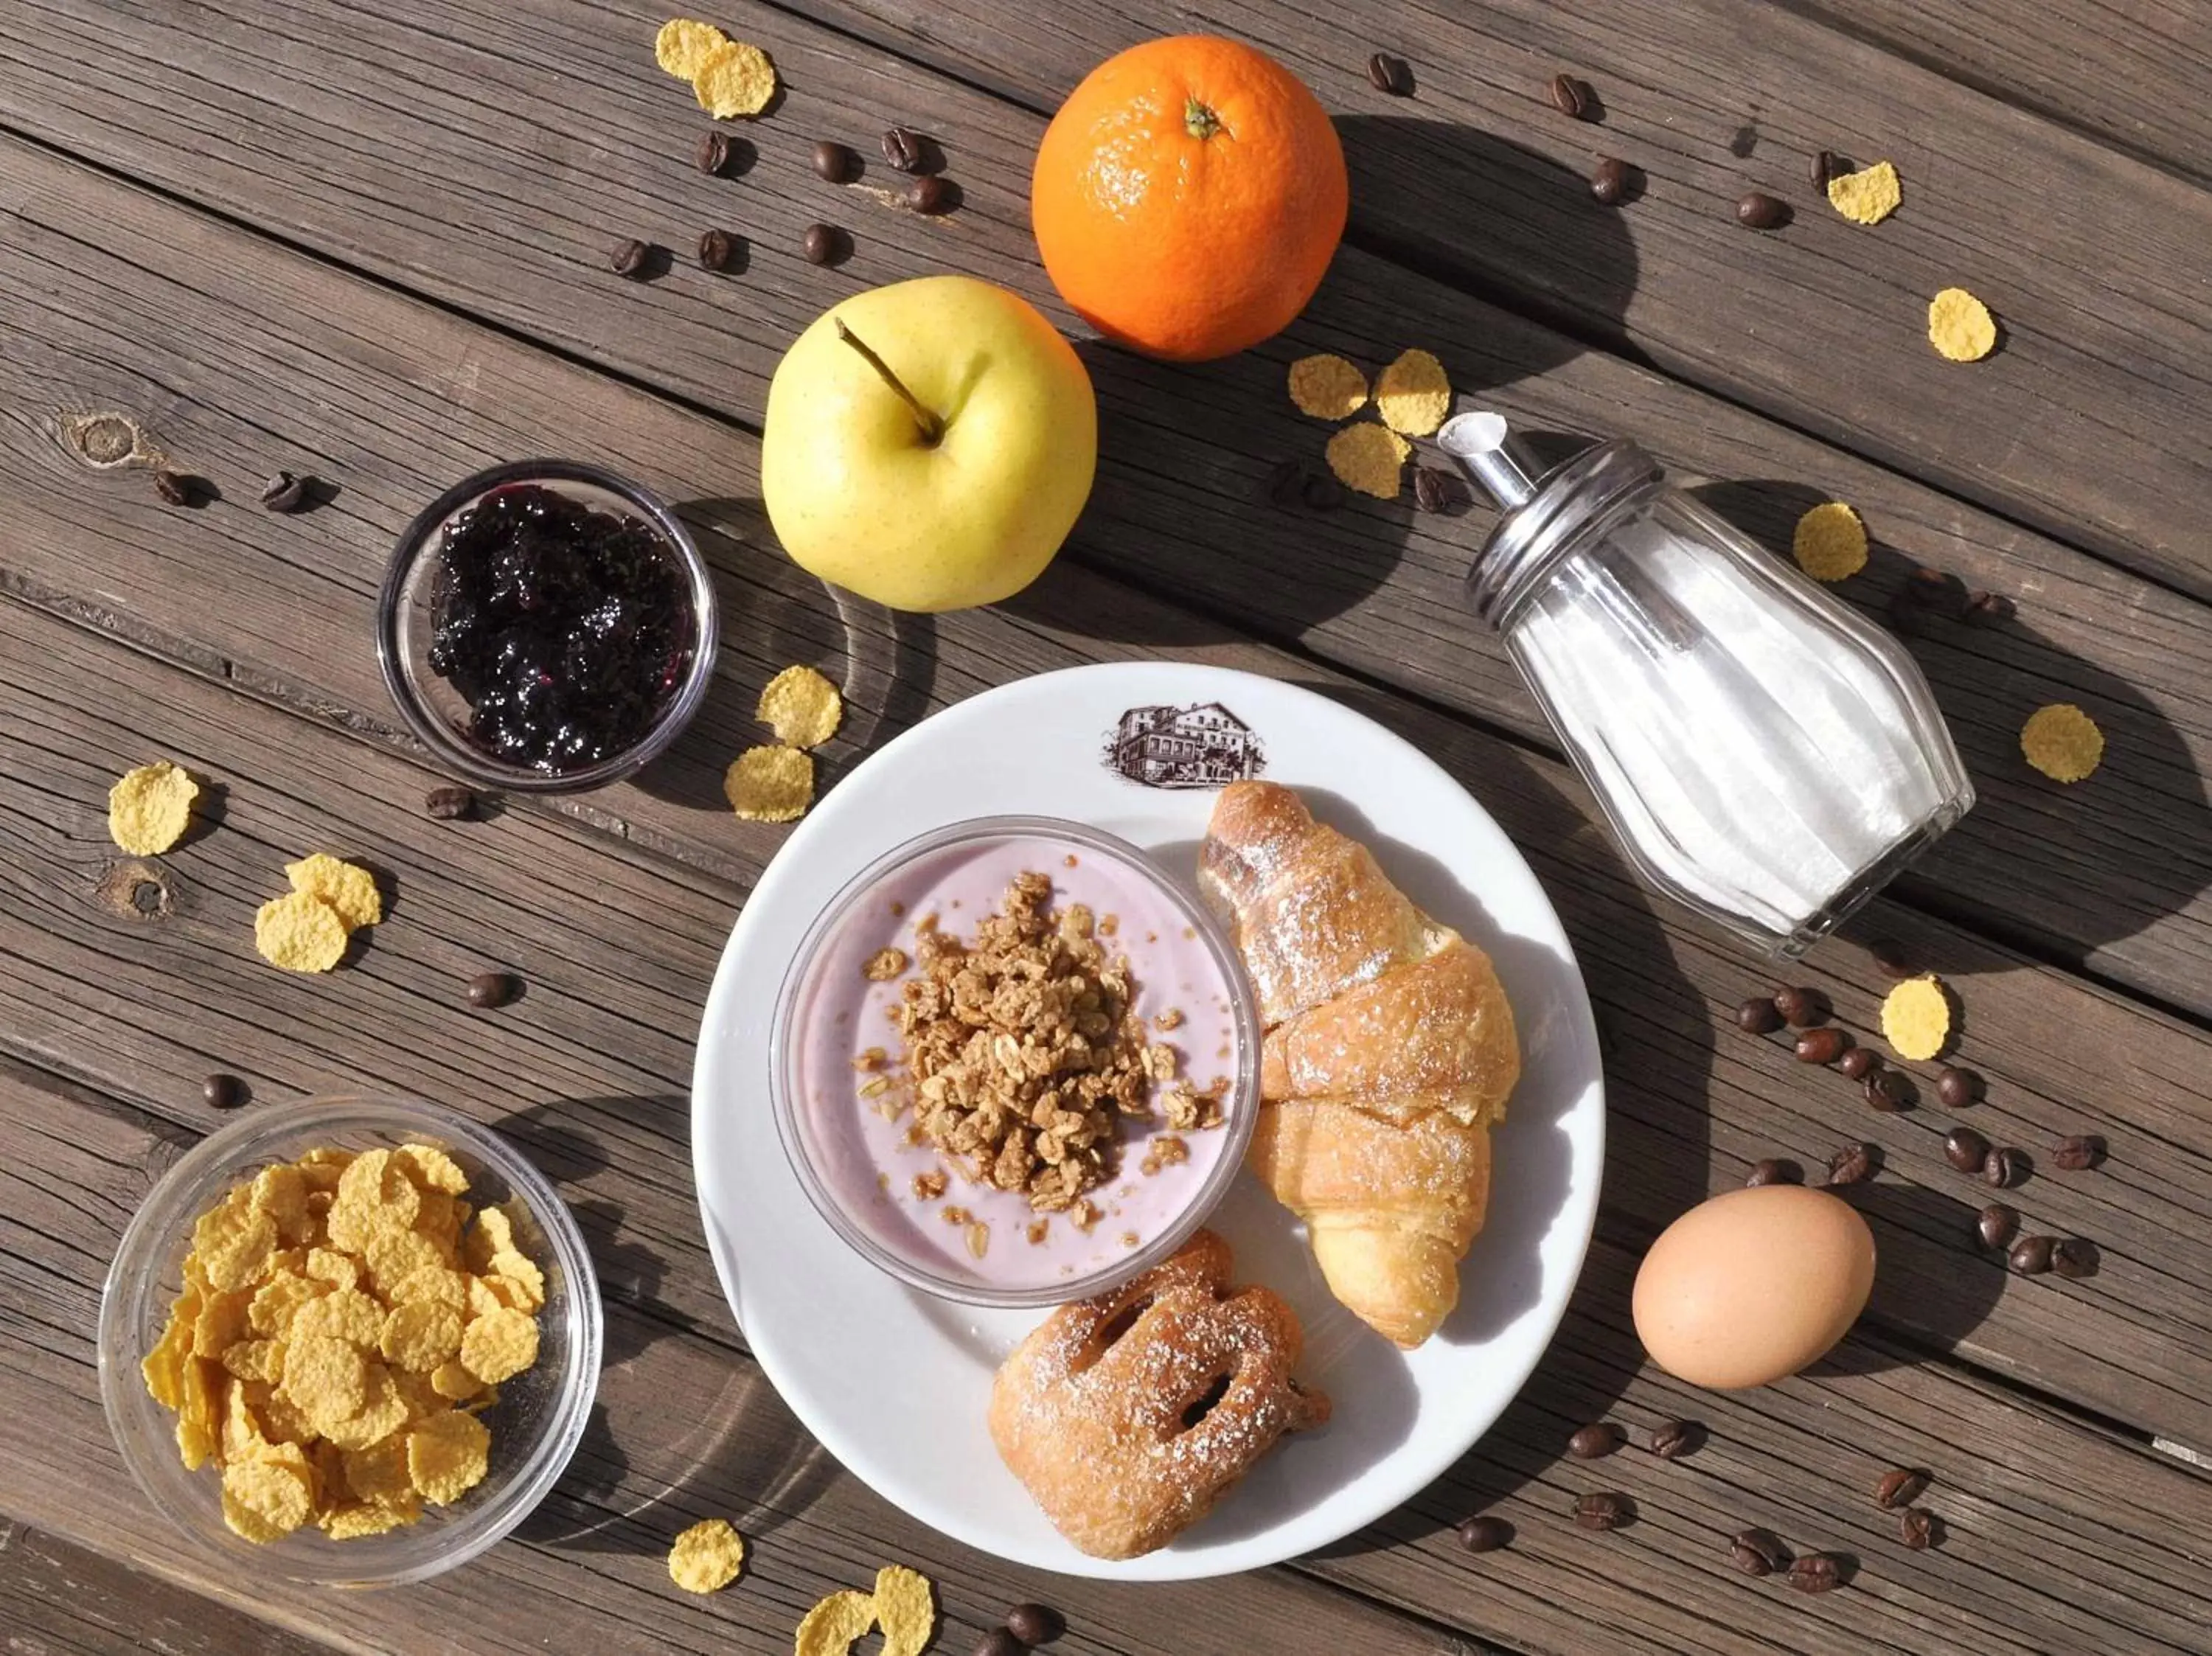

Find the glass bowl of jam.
[{"left": 377, "top": 461, "right": 718, "bottom": 793}]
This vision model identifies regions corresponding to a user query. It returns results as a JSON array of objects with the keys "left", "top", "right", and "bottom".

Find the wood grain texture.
[{"left": 0, "top": 23, "right": 2206, "bottom": 1018}]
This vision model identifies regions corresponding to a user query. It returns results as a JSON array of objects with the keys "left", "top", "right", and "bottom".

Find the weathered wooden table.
[{"left": 4, "top": 1, "right": 2210, "bottom": 1651}]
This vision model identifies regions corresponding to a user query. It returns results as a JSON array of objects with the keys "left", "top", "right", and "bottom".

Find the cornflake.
[
  {"left": 2018, "top": 703, "right": 2103, "bottom": 782},
  {"left": 1791, "top": 501, "right": 1868, "bottom": 582},
  {"left": 668, "top": 1517, "right": 748, "bottom": 1593},
  {"left": 873, "top": 1564, "right": 936, "bottom": 1656},
  {"left": 795, "top": 1590, "right": 879, "bottom": 1656},
  {"left": 254, "top": 891, "right": 348, "bottom": 973},
  {"left": 1928, "top": 288, "right": 1997, "bottom": 363},
  {"left": 285, "top": 854, "right": 382, "bottom": 930},
  {"left": 1826, "top": 161, "right": 1901, "bottom": 226},
  {"left": 693, "top": 39, "right": 777, "bottom": 119},
  {"left": 1324, "top": 421, "right": 1410, "bottom": 499},
  {"left": 108, "top": 760, "right": 198, "bottom": 855},
  {"left": 1286, "top": 354, "right": 1368, "bottom": 420},
  {"left": 1880, "top": 975, "right": 1952, "bottom": 1062},
  {"left": 654, "top": 18, "right": 728, "bottom": 79},
  {"left": 758, "top": 664, "right": 844, "bottom": 749},
  {"left": 726, "top": 745, "right": 814, "bottom": 822},
  {"left": 1374, "top": 348, "right": 1451, "bottom": 436}
]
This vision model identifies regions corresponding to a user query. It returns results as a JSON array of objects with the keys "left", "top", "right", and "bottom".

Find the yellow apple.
[{"left": 761, "top": 276, "right": 1098, "bottom": 612}]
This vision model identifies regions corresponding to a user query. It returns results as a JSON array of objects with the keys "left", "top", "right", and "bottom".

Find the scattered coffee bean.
[
  {"left": 1736, "top": 191, "right": 1789, "bottom": 230},
  {"left": 813, "top": 139, "right": 859, "bottom": 183},
  {"left": 1983, "top": 1146, "right": 2027, "bottom": 1189},
  {"left": 1826, "top": 1141, "right": 1877, "bottom": 1186},
  {"left": 907, "top": 175, "right": 955, "bottom": 215},
  {"left": 882, "top": 125, "right": 927, "bottom": 173},
  {"left": 202, "top": 1073, "right": 248, "bottom": 1110},
  {"left": 1935, "top": 1065, "right": 1983, "bottom": 1108},
  {"left": 153, "top": 469, "right": 195, "bottom": 507},
  {"left": 1568, "top": 1422, "right": 1624, "bottom": 1459},
  {"left": 1873, "top": 1467, "right": 1927, "bottom": 1509},
  {"left": 2008, "top": 1234, "right": 2056, "bottom": 1276},
  {"left": 1868, "top": 938, "right": 1915, "bottom": 978},
  {"left": 466, "top": 971, "right": 520, "bottom": 1009},
  {"left": 1864, "top": 1069, "right": 1913, "bottom": 1112},
  {"left": 1944, "top": 1127, "right": 1992, "bottom": 1172},
  {"left": 973, "top": 1633, "right": 1024, "bottom": 1656},
  {"left": 1962, "top": 591, "right": 2016, "bottom": 627},
  {"left": 1810, "top": 148, "right": 1840, "bottom": 191},
  {"left": 1413, "top": 465, "right": 1462, "bottom": 513},
  {"left": 1787, "top": 1554, "right": 1842, "bottom": 1593},
  {"left": 1736, "top": 995, "right": 1785, "bottom": 1034},
  {"left": 259, "top": 470, "right": 309, "bottom": 512},
  {"left": 801, "top": 223, "right": 842, "bottom": 266},
  {"left": 1366, "top": 52, "right": 1413, "bottom": 97},
  {"left": 1730, "top": 1527, "right": 1787, "bottom": 1575},
  {"left": 1838, "top": 1046, "right": 1879, "bottom": 1081},
  {"left": 2051, "top": 1237, "right": 2099, "bottom": 1279},
  {"left": 1898, "top": 1507, "right": 1937, "bottom": 1551},
  {"left": 1774, "top": 985, "right": 1829, "bottom": 1028},
  {"left": 1899, "top": 566, "right": 1970, "bottom": 619},
  {"left": 1573, "top": 1491, "right": 1630, "bottom": 1531},
  {"left": 697, "top": 131, "right": 737, "bottom": 175},
  {"left": 1004, "top": 1604, "right": 1063, "bottom": 1645},
  {"left": 1648, "top": 1419, "right": 1700, "bottom": 1459},
  {"left": 698, "top": 229, "right": 740, "bottom": 272},
  {"left": 1978, "top": 1203, "right": 2020, "bottom": 1250},
  {"left": 1746, "top": 1158, "right": 1801, "bottom": 1188},
  {"left": 1455, "top": 1514, "right": 1513, "bottom": 1552},
  {"left": 1547, "top": 74, "right": 1593, "bottom": 121},
  {"left": 611, "top": 238, "right": 652, "bottom": 278},
  {"left": 424, "top": 784, "right": 476, "bottom": 821},
  {"left": 1794, "top": 1027, "right": 1850, "bottom": 1065},
  {"left": 1301, "top": 472, "right": 1346, "bottom": 512},
  {"left": 1590, "top": 156, "right": 1632, "bottom": 204},
  {"left": 2053, "top": 1133, "right": 2104, "bottom": 1172}
]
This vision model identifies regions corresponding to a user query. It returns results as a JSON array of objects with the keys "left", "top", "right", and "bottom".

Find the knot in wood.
[
  {"left": 98, "top": 860, "right": 173, "bottom": 919},
  {"left": 60, "top": 411, "right": 148, "bottom": 469}
]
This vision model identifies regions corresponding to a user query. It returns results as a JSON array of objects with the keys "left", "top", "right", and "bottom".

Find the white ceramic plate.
[{"left": 691, "top": 664, "right": 1604, "bottom": 1579}]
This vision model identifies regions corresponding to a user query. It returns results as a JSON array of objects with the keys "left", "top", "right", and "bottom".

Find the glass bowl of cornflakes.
[{"left": 97, "top": 1094, "right": 602, "bottom": 1587}]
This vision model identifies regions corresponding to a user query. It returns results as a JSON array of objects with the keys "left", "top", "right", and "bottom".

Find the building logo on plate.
[{"left": 1104, "top": 703, "right": 1265, "bottom": 789}]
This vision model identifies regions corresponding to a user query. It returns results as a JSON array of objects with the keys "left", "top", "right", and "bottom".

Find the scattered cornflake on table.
[
  {"left": 693, "top": 38, "right": 778, "bottom": 119},
  {"left": 795, "top": 1588, "right": 879, "bottom": 1655},
  {"left": 1928, "top": 287, "right": 1998, "bottom": 362},
  {"left": 726, "top": 745, "right": 815, "bottom": 822},
  {"left": 758, "top": 664, "right": 844, "bottom": 749},
  {"left": 872, "top": 1564, "right": 936, "bottom": 1656},
  {"left": 1826, "top": 161, "right": 1901, "bottom": 226},
  {"left": 1791, "top": 501, "right": 1868, "bottom": 582},
  {"left": 254, "top": 890, "right": 349, "bottom": 973},
  {"left": 1374, "top": 348, "right": 1451, "bottom": 436},
  {"left": 1324, "top": 421, "right": 1411, "bottom": 498},
  {"left": 654, "top": 18, "right": 728, "bottom": 79},
  {"left": 285, "top": 853, "right": 383, "bottom": 930},
  {"left": 1880, "top": 974, "right": 1952, "bottom": 1061},
  {"left": 668, "top": 1517, "right": 748, "bottom": 1593},
  {"left": 1286, "top": 353, "right": 1368, "bottom": 420},
  {"left": 2020, "top": 703, "right": 2104, "bottom": 782},
  {"left": 108, "top": 759, "right": 198, "bottom": 855}
]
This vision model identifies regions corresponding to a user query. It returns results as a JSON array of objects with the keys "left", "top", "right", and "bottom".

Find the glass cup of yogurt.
[{"left": 769, "top": 816, "right": 1262, "bottom": 1307}]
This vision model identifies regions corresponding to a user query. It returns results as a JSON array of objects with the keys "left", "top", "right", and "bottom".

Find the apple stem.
[{"left": 834, "top": 319, "right": 945, "bottom": 445}]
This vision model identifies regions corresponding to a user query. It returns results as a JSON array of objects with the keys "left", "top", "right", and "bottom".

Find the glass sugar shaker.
[{"left": 1437, "top": 411, "right": 1973, "bottom": 957}]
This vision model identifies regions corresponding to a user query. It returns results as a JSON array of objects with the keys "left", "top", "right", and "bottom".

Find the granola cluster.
[{"left": 891, "top": 871, "right": 1206, "bottom": 1212}]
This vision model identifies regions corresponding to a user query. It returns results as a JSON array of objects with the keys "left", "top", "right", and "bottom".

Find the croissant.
[{"left": 1200, "top": 781, "right": 1520, "bottom": 1347}]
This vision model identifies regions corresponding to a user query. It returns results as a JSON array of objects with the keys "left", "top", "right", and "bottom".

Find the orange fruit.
[{"left": 1031, "top": 36, "right": 1349, "bottom": 362}]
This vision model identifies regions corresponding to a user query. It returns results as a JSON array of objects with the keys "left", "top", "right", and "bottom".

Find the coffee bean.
[
  {"left": 1826, "top": 1141, "right": 1877, "bottom": 1186},
  {"left": 1838, "top": 1046, "right": 1879, "bottom": 1081},
  {"left": 696, "top": 131, "right": 736, "bottom": 175},
  {"left": 1983, "top": 1146, "right": 2027, "bottom": 1189},
  {"left": 1590, "top": 156, "right": 1632, "bottom": 204},
  {"left": 1455, "top": 1514, "right": 1513, "bottom": 1552},
  {"left": 1004, "top": 1604, "right": 1063, "bottom": 1644},
  {"left": 907, "top": 175, "right": 955, "bottom": 215},
  {"left": 1413, "top": 465, "right": 1461, "bottom": 513},
  {"left": 1302, "top": 472, "right": 1346, "bottom": 512},
  {"left": 1899, "top": 1507, "right": 1938, "bottom": 1551},
  {"left": 1367, "top": 52, "right": 1413, "bottom": 97},
  {"left": 811, "top": 140, "right": 858, "bottom": 184},
  {"left": 1900, "top": 565, "right": 1969, "bottom": 619},
  {"left": 1944, "top": 1127, "right": 1991, "bottom": 1172},
  {"left": 1730, "top": 1527, "right": 1787, "bottom": 1575},
  {"left": 1573, "top": 1491, "right": 1630, "bottom": 1531},
  {"left": 1963, "top": 591, "right": 2016, "bottom": 627},
  {"left": 1868, "top": 938, "right": 1915, "bottom": 978},
  {"left": 1873, "top": 1467, "right": 1927, "bottom": 1509},
  {"left": 1978, "top": 1203, "right": 2020, "bottom": 1250},
  {"left": 2052, "top": 1133, "right": 2104, "bottom": 1172},
  {"left": 2008, "top": 1234, "right": 2056, "bottom": 1276},
  {"left": 1773, "top": 986, "right": 1829, "bottom": 1028},
  {"left": 1648, "top": 1419, "right": 1700, "bottom": 1459},
  {"left": 1746, "top": 1158, "right": 1801, "bottom": 1188},
  {"left": 202, "top": 1073, "right": 248, "bottom": 1110},
  {"left": 1736, "top": 995, "right": 1785, "bottom": 1034},
  {"left": 698, "top": 229, "right": 740, "bottom": 272},
  {"left": 1935, "top": 1065, "right": 1983, "bottom": 1108},
  {"left": 1548, "top": 74, "right": 1594, "bottom": 120},
  {"left": 1787, "top": 1554, "right": 1842, "bottom": 1593},
  {"left": 1794, "top": 1027, "right": 1850, "bottom": 1065},
  {"left": 1262, "top": 459, "right": 1306, "bottom": 507},
  {"left": 1568, "top": 1422, "right": 1624, "bottom": 1459},
  {"left": 153, "top": 469, "right": 195, "bottom": 507},
  {"left": 1864, "top": 1070, "right": 1914, "bottom": 1113},
  {"left": 259, "top": 470, "right": 309, "bottom": 512},
  {"left": 2052, "top": 1236, "right": 2099, "bottom": 1279},
  {"left": 1810, "top": 148, "right": 1840, "bottom": 191},
  {"left": 882, "top": 126, "right": 927, "bottom": 173},
  {"left": 973, "top": 1633, "right": 1024, "bottom": 1656},
  {"left": 424, "top": 784, "right": 476, "bottom": 821},
  {"left": 1736, "top": 191, "right": 1789, "bottom": 229},
  {"left": 801, "top": 223, "right": 842, "bottom": 266},
  {"left": 466, "top": 971, "right": 519, "bottom": 1009},
  {"left": 611, "top": 238, "right": 652, "bottom": 278}
]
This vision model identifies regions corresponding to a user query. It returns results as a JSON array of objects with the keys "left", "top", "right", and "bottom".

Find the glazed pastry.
[
  {"left": 989, "top": 1230, "right": 1330, "bottom": 1559},
  {"left": 1201, "top": 781, "right": 1520, "bottom": 1348}
]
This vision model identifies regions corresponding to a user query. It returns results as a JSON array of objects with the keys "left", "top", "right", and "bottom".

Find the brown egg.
[{"left": 1632, "top": 1186, "right": 1875, "bottom": 1388}]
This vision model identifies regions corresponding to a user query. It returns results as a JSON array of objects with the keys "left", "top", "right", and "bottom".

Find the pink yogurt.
[{"left": 786, "top": 829, "right": 1249, "bottom": 1301}]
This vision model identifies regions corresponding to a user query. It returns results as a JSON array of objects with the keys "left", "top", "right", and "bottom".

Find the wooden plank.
[
  {"left": 0, "top": 44, "right": 2207, "bottom": 1023},
  {"left": 7, "top": 1034, "right": 2211, "bottom": 1654}
]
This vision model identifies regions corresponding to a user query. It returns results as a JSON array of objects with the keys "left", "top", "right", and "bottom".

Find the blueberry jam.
[{"left": 426, "top": 484, "right": 694, "bottom": 773}]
